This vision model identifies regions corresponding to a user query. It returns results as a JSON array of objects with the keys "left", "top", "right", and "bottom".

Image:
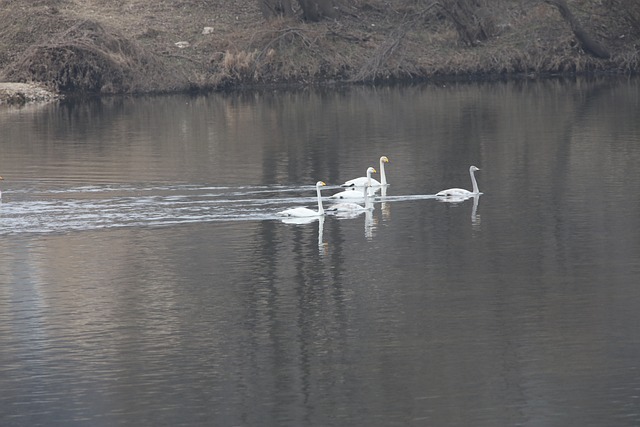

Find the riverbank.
[{"left": 0, "top": 1, "right": 638, "bottom": 98}]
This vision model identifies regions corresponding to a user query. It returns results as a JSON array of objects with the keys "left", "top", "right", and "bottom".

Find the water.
[{"left": 1, "top": 78, "right": 640, "bottom": 426}]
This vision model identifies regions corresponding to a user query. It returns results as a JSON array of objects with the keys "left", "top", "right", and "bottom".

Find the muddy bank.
[{"left": 0, "top": 1, "right": 638, "bottom": 96}]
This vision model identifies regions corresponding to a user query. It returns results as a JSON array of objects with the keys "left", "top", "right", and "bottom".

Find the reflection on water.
[
  {"left": 2, "top": 78, "right": 640, "bottom": 427},
  {"left": 437, "top": 194, "right": 481, "bottom": 228}
]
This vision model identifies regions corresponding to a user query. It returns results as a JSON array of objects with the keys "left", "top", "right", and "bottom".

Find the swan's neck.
[
  {"left": 366, "top": 170, "right": 373, "bottom": 196},
  {"left": 316, "top": 186, "right": 324, "bottom": 214},
  {"left": 364, "top": 186, "right": 373, "bottom": 208},
  {"left": 379, "top": 159, "right": 387, "bottom": 185},
  {"left": 363, "top": 182, "right": 373, "bottom": 201},
  {"left": 470, "top": 169, "right": 479, "bottom": 194}
]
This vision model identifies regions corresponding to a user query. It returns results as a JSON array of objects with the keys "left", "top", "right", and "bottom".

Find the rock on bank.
[{"left": 0, "top": 83, "right": 60, "bottom": 104}]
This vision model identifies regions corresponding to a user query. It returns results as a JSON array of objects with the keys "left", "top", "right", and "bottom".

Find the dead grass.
[{"left": 3, "top": 19, "right": 179, "bottom": 93}]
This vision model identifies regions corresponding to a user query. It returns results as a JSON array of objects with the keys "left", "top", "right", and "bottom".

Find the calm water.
[{"left": 1, "top": 78, "right": 640, "bottom": 426}]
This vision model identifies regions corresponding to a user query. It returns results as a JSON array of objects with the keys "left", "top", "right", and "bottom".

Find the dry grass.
[{"left": 3, "top": 19, "right": 178, "bottom": 93}]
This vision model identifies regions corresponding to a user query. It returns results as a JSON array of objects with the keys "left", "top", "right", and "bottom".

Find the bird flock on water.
[
  {"left": 276, "top": 156, "right": 481, "bottom": 218},
  {"left": 0, "top": 160, "right": 481, "bottom": 217}
]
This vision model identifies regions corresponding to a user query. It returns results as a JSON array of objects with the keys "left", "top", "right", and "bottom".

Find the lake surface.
[{"left": 1, "top": 78, "right": 640, "bottom": 426}]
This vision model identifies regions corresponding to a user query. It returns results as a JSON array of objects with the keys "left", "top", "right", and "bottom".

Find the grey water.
[{"left": 1, "top": 78, "right": 640, "bottom": 427}]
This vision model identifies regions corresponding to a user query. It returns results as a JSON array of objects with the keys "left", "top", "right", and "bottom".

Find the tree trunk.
[
  {"left": 545, "top": 0, "right": 610, "bottom": 59},
  {"left": 259, "top": 0, "right": 294, "bottom": 20},
  {"left": 439, "top": 0, "right": 492, "bottom": 46},
  {"left": 297, "top": 0, "right": 337, "bottom": 22}
]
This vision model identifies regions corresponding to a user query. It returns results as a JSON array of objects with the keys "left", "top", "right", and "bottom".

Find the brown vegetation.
[
  {"left": 0, "top": 0, "right": 638, "bottom": 95},
  {"left": 5, "top": 20, "right": 177, "bottom": 93}
]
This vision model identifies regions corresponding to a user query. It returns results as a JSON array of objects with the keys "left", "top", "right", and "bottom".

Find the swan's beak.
[
  {"left": 0, "top": 176, "right": 3, "bottom": 180},
  {"left": 373, "top": 168, "right": 377, "bottom": 173}
]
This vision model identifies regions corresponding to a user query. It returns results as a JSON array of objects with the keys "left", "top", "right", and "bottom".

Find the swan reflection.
[
  {"left": 436, "top": 193, "right": 481, "bottom": 227},
  {"left": 328, "top": 190, "right": 377, "bottom": 240},
  {"left": 280, "top": 215, "right": 327, "bottom": 256},
  {"left": 379, "top": 185, "right": 391, "bottom": 221}
]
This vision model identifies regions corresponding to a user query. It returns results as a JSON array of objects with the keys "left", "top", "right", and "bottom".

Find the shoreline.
[
  {"left": 1, "top": 1, "right": 638, "bottom": 98},
  {"left": 2, "top": 70, "right": 636, "bottom": 107}
]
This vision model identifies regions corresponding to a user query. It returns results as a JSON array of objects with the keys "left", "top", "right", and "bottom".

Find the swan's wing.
[
  {"left": 341, "top": 177, "right": 382, "bottom": 187},
  {"left": 435, "top": 188, "right": 472, "bottom": 197},
  {"left": 327, "top": 202, "right": 365, "bottom": 212},
  {"left": 277, "top": 207, "right": 318, "bottom": 217},
  {"left": 329, "top": 190, "right": 368, "bottom": 199},
  {"left": 281, "top": 216, "right": 320, "bottom": 224},
  {"left": 334, "top": 210, "right": 366, "bottom": 219},
  {"left": 436, "top": 194, "right": 473, "bottom": 203}
]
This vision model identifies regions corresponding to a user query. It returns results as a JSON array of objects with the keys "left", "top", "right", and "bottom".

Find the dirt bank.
[{"left": 0, "top": 0, "right": 638, "bottom": 97}]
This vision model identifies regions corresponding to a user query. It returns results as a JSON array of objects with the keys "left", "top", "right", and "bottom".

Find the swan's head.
[
  {"left": 366, "top": 167, "right": 377, "bottom": 176},
  {"left": 470, "top": 166, "right": 480, "bottom": 172},
  {"left": 380, "top": 156, "right": 389, "bottom": 163},
  {"left": 316, "top": 181, "right": 326, "bottom": 187},
  {"left": 0, "top": 176, "right": 4, "bottom": 180}
]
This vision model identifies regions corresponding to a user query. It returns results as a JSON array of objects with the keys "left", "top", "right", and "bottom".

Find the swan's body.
[
  {"left": 328, "top": 182, "right": 373, "bottom": 213},
  {"left": 341, "top": 156, "right": 389, "bottom": 188},
  {"left": 436, "top": 166, "right": 480, "bottom": 197},
  {"left": 437, "top": 194, "right": 473, "bottom": 203},
  {"left": 328, "top": 201, "right": 369, "bottom": 213},
  {"left": 280, "top": 216, "right": 321, "bottom": 225},
  {"left": 331, "top": 167, "right": 377, "bottom": 199},
  {"left": 278, "top": 181, "right": 326, "bottom": 217}
]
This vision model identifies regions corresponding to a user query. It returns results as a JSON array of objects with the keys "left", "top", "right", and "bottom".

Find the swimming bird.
[
  {"left": 327, "top": 182, "right": 374, "bottom": 213},
  {"left": 331, "top": 167, "right": 377, "bottom": 199},
  {"left": 436, "top": 166, "right": 481, "bottom": 197},
  {"left": 277, "top": 181, "right": 326, "bottom": 217},
  {"left": 341, "top": 156, "right": 389, "bottom": 188}
]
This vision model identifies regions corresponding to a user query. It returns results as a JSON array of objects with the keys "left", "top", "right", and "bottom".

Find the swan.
[
  {"left": 330, "top": 167, "right": 377, "bottom": 199},
  {"left": 327, "top": 182, "right": 374, "bottom": 213},
  {"left": 341, "top": 156, "right": 389, "bottom": 188},
  {"left": 277, "top": 181, "right": 326, "bottom": 217},
  {"left": 436, "top": 165, "right": 481, "bottom": 197}
]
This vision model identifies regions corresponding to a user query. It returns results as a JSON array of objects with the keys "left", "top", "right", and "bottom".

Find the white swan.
[
  {"left": 436, "top": 165, "right": 481, "bottom": 197},
  {"left": 277, "top": 181, "right": 326, "bottom": 217},
  {"left": 327, "top": 182, "right": 374, "bottom": 213},
  {"left": 341, "top": 156, "right": 389, "bottom": 188},
  {"left": 330, "top": 167, "right": 377, "bottom": 199}
]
